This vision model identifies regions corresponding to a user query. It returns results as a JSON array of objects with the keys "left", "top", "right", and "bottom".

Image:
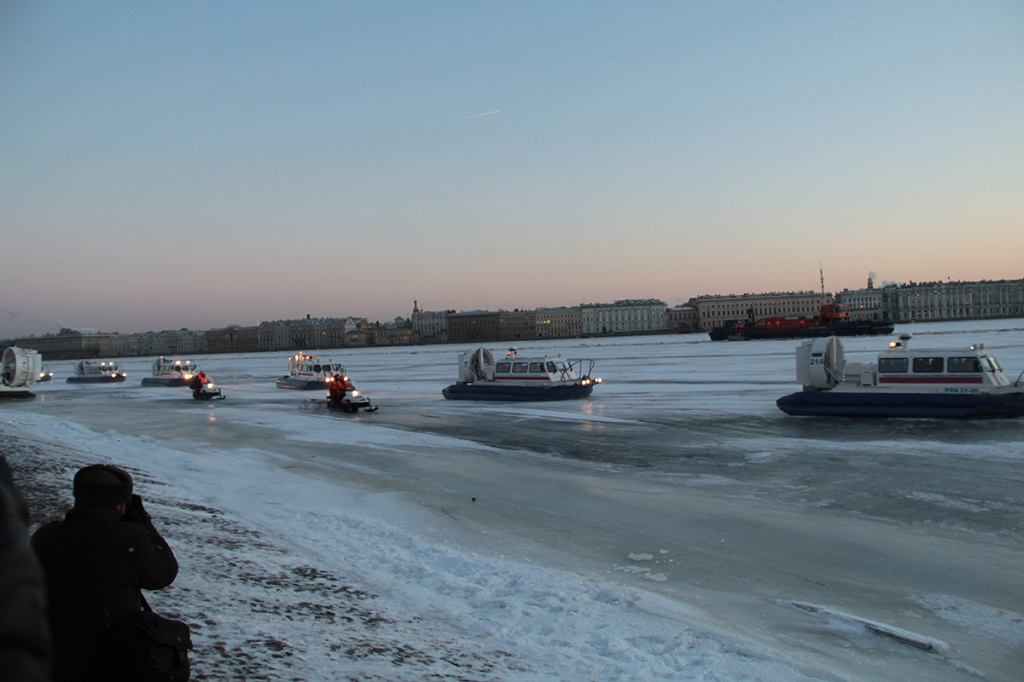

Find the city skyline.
[
  {"left": 3, "top": 1, "right": 1022, "bottom": 339},
  {"left": 9, "top": 274, "right": 1022, "bottom": 341}
]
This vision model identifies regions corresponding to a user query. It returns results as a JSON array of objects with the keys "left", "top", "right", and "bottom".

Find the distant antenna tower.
[{"left": 819, "top": 263, "right": 825, "bottom": 304}]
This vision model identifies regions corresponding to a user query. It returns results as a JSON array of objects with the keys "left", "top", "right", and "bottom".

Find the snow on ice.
[{"left": 4, "top": 318, "right": 1024, "bottom": 680}]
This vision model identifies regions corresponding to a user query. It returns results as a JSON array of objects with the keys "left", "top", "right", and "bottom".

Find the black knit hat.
[{"left": 73, "top": 464, "right": 133, "bottom": 508}]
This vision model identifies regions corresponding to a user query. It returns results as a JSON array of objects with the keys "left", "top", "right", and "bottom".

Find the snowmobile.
[
  {"left": 192, "top": 382, "right": 225, "bottom": 401},
  {"left": 304, "top": 377, "right": 378, "bottom": 413},
  {"left": 189, "top": 372, "right": 225, "bottom": 401},
  {"left": 326, "top": 383, "right": 377, "bottom": 413}
]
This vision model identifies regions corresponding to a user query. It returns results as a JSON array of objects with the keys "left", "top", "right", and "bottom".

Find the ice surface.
[{"left": 4, "top": 319, "right": 1023, "bottom": 680}]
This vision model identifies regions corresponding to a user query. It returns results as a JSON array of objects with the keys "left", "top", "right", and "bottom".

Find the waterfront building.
[
  {"left": 372, "top": 324, "right": 413, "bottom": 346},
  {"left": 9, "top": 277, "right": 1022, "bottom": 359},
  {"left": 98, "top": 334, "right": 140, "bottom": 358},
  {"left": 446, "top": 308, "right": 545, "bottom": 343},
  {"left": 257, "top": 317, "right": 363, "bottom": 352},
  {"left": 690, "top": 292, "right": 827, "bottom": 331},
  {"left": 4, "top": 330, "right": 129, "bottom": 360},
  {"left": 536, "top": 306, "right": 581, "bottom": 338},
  {"left": 258, "top": 321, "right": 296, "bottom": 353},
  {"left": 411, "top": 301, "right": 450, "bottom": 344},
  {"left": 288, "top": 316, "right": 353, "bottom": 350},
  {"left": 835, "top": 276, "right": 887, "bottom": 320},
  {"left": 667, "top": 306, "right": 700, "bottom": 332},
  {"left": 882, "top": 279, "right": 1024, "bottom": 323},
  {"left": 580, "top": 299, "right": 668, "bottom": 335},
  {"left": 134, "top": 329, "right": 206, "bottom": 356},
  {"left": 447, "top": 310, "right": 502, "bottom": 343},
  {"left": 500, "top": 310, "right": 537, "bottom": 341},
  {"left": 206, "top": 326, "right": 259, "bottom": 354}
]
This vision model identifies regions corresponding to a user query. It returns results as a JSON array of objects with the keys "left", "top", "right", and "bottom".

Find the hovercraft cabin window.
[
  {"left": 512, "top": 362, "right": 529, "bottom": 373},
  {"left": 878, "top": 358, "right": 908, "bottom": 373},
  {"left": 529, "top": 362, "right": 545, "bottom": 373},
  {"left": 947, "top": 357, "right": 982, "bottom": 373},
  {"left": 495, "top": 362, "right": 512, "bottom": 373},
  {"left": 912, "top": 357, "right": 944, "bottom": 373}
]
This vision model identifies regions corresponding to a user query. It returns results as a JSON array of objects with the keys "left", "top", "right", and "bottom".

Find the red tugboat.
[
  {"left": 709, "top": 303, "right": 894, "bottom": 341},
  {"left": 710, "top": 269, "right": 895, "bottom": 341}
]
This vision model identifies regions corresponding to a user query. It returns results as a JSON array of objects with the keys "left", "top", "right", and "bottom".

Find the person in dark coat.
[
  {"left": 31, "top": 464, "right": 179, "bottom": 682},
  {"left": 0, "top": 456, "right": 51, "bottom": 681}
]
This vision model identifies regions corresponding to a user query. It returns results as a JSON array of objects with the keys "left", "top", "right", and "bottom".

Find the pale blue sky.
[{"left": 2, "top": 0, "right": 1022, "bottom": 338}]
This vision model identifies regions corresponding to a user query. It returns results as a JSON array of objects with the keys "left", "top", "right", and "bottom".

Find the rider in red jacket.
[{"left": 328, "top": 373, "right": 348, "bottom": 408}]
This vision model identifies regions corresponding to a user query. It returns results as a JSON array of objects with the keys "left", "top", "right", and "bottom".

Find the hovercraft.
[
  {"left": 141, "top": 357, "right": 198, "bottom": 387},
  {"left": 276, "top": 352, "right": 348, "bottom": 390},
  {"left": 777, "top": 334, "right": 1024, "bottom": 419},
  {"left": 442, "top": 347, "right": 601, "bottom": 401},
  {"left": 66, "top": 360, "right": 127, "bottom": 383},
  {"left": 2, "top": 346, "right": 43, "bottom": 399}
]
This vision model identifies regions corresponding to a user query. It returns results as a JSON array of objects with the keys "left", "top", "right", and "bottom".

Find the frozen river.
[{"left": 6, "top": 318, "right": 1024, "bottom": 680}]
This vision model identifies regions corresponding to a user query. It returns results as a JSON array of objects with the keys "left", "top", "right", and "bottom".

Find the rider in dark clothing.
[
  {"left": 0, "top": 457, "right": 51, "bottom": 681},
  {"left": 31, "top": 465, "right": 179, "bottom": 682}
]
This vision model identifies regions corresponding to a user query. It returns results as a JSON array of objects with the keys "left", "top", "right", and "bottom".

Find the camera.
[{"left": 122, "top": 494, "right": 152, "bottom": 523}]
